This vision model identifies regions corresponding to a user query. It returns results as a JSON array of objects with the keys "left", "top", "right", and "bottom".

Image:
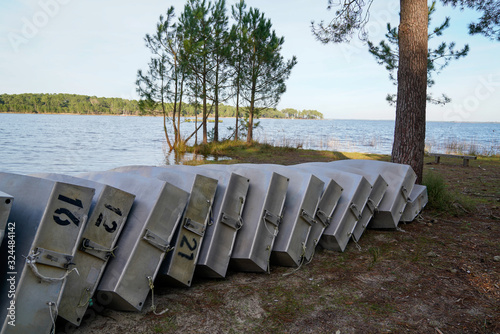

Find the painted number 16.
[{"left": 53, "top": 194, "right": 83, "bottom": 227}]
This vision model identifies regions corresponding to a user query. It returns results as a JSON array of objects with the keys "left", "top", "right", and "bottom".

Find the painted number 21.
[{"left": 178, "top": 235, "right": 197, "bottom": 260}]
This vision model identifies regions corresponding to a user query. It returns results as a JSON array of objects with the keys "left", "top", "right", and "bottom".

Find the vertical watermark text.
[{"left": 5, "top": 222, "right": 16, "bottom": 326}]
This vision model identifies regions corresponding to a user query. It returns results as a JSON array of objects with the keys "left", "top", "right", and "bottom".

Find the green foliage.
[
  {"left": 227, "top": 0, "right": 247, "bottom": 140},
  {"left": 137, "top": 6, "right": 186, "bottom": 150},
  {"left": 273, "top": 108, "right": 323, "bottom": 119},
  {"left": 441, "top": 0, "right": 500, "bottom": 41},
  {"left": 208, "top": 0, "right": 231, "bottom": 141},
  {"left": 238, "top": 7, "right": 297, "bottom": 111},
  {"left": 423, "top": 171, "right": 475, "bottom": 215},
  {"left": 188, "top": 139, "right": 248, "bottom": 157},
  {"left": 367, "top": 1, "right": 469, "bottom": 106},
  {"left": 313, "top": 0, "right": 500, "bottom": 42},
  {"left": 0, "top": 93, "right": 322, "bottom": 120},
  {"left": 367, "top": 246, "right": 380, "bottom": 270},
  {"left": 236, "top": 5, "right": 298, "bottom": 142},
  {"left": 312, "top": 0, "right": 498, "bottom": 186},
  {"left": 311, "top": 0, "right": 371, "bottom": 43},
  {"left": 258, "top": 108, "right": 323, "bottom": 119},
  {"left": 137, "top": 0, "right": 298, "bottom": 146},
  {"left": 300, "top": 109, "right": 324, "bottom": 119},
  {"left": 424, "top": 172, "right": 454, "bottom": 212},
  {"left": 0, "top": 93, "right": 140, "bottom": 115}
]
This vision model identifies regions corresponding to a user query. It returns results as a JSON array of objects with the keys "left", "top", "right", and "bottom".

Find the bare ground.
[{"left": 58, "top": 155, "right": 499, "bottom": 334}]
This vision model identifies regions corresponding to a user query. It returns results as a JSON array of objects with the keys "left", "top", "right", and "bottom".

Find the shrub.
[{"left": 423, "top": 172, "right": 475, "bottom": 215}]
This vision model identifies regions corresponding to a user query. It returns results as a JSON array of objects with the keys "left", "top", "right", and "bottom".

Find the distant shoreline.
[
  {"left": 1, "top": 112, "right": 499, "bottom": 124},
  {"left": 0, "top": 112, "right": 326, "bottom": 121},
  {"left": 0, "top": 93, "right": 324, "bottom": 120}
]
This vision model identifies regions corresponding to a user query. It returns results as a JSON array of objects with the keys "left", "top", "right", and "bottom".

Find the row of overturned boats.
[{"left": 0, "top": 160, "right": 428, "bottom": 333}]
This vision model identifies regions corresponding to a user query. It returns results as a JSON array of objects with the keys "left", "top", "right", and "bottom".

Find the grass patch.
[
  {"left": 367, "top": 247, "right": 381, "bottom": 270},
  {"left": 153, "top": 316, "right": 177, "bottom": 332},
  {"left": 185, "top": 140, "right": 389, "bottom": 165},
  {"left": 423, "top": 172, "right": 454, "bottom": 211},
  {"left": 188, "top": 139, "right": 251, "bottom": 156},
  {"left": 359, "top": 301, "right": 397, "bottom": 316},
  {"left": 423, "top": 171, "right": 476, "bottom": 216}
]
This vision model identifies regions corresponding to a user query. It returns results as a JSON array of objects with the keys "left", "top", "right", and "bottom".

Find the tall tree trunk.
[
  {"left": 214, "top": 61, "right": 220, "bottom": 142},
  {"left": 195, "top": 112, "right": 198, "bottom": 145},
  {"left": 234, "top": 51, "right": 241, "bottom": 141},
  {"left": 247, "top": 85, "right": 255, "bottom": 143},
  {"left": 195, "top": 77, "right": 199, "bottom": 145},
  {"left": 246, "top": 106, "right": 253, "bottom": 143},
  {"left": 172, "top": 75, "right": 179, "bottom": 149},
  {"left": 177, "top": 76, "right": 184, "bottom": 147},
  {"left": 235, "top": 89, "right": 239, "bottom": 140},
  {"left": 214, "top": 102, "right": 219, "bottom": 142},
  {"left": 161, "top": 76, "right": 173, "bottom": 151},
  {"left": 162, "top": 100, "right": 173, "bottom": 151},
  {"left": 392, "top": 0, "right": 428, "bottom": 184},
  {"left": 202, "top": 60, "right": 208, "bottom": 144}
]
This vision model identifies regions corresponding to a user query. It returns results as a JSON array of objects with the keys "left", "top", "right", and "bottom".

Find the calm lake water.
[{"left": 0, "top": 113, "right": 498, "bottom": 175}]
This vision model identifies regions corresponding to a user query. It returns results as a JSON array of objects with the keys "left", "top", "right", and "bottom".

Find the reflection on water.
[
  {"left": 162, "top": 149, "right": 231, "bottom": 166},
  {"left": 0, "top": 113, "right": 498, "bottom": 175},
  {"left": 163, "top": 150, "right": 193, "bottom": 166}
]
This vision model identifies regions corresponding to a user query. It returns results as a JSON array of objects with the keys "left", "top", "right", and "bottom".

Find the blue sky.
[{"left": 1, "top": 0, "right": 499, "bottom": 122}]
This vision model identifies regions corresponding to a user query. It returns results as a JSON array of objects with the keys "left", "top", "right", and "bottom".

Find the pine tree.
[
  {"left": 240, "top": 7, "right": 297, "bottom": 143},
  {"left": 136, "top": 7, "right": 181, "bottom": 151},
  {"left": 312, "top": 0, "right": 498, "bottom": 183},
  {"left": 207, "top": 0, "right": 231, "bottom": 142},
  {"left": 180, "top": 0, "right": 213, "bottom": 144},
  {"left": 228, "top": 0, "right": 248, "bottom": 140}
]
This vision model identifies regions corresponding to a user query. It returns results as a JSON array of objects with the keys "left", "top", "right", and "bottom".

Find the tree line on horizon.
[{"left": 0, "top": 93, "right": 323, "bottom": 119}]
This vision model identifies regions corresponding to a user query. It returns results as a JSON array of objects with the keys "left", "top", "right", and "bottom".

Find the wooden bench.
[{"left": 428, "top": 153, "right": 477, "bottom": 167}]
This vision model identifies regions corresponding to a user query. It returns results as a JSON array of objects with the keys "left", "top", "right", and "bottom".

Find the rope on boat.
[
  {"left": 147, "top": 276, "right": 169, "bottom": 316},
  {"left": 26, "top": 250, "right": 79, "bottom": 283},
  {"left": 47, "top": 301, "right": 57, "bottom": 334},
  {"left": 348, "top": 232, "right": 362, "bottom": 251},
  {"left": 77, "top": 287, "right": 93, "bottom": 308},
  {"left": 282, "top": 242, "right": 307, "bottom": 277}
]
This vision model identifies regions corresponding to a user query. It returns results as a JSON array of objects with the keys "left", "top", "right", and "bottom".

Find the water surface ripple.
[{"left": 0, "top": 114, "right": 498, "bottom": 175}]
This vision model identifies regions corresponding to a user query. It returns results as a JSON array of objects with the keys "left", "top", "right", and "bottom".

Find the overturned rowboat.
[
  {"left": 0, "top": 173, "right": 94, "bottom": 334},
  {"left": 284, "top": 165, "right": 343, "bottom": 261},
  {"left": 31, "top": 173, "right": 135, "bottom": 326},
  {"left": 235, "top": 164, "right": 324, "bottom": 267},
  {"left": 161, "top": 165, "right": 250, "bottom": 279},
  {"left": 310, "top": 162, "right": 389, "bottom": 241},
  {"left": 326, "top": 160, "right": 417, "bottom": 229},
  {"left": 202, "top": 164, "right": 289, "bottom": 273},
  {"left": 288, "top": 164, "right": 372, "bottom": 252},
  {"left": 78, "top": 171, "right": 189, "bottom": 311},
  {"left": 401, "top": 184, "right": 428, "bottom": 222},
  {"left": 109, "top": 166, "right": 218, "bottom": 287}
]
